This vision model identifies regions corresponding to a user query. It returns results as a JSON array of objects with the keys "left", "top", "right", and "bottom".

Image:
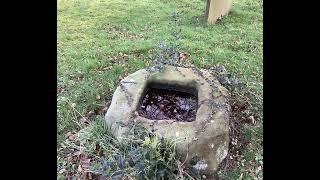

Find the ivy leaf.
[
  {"left": 116, "top": 155, "right": 126, "bottom": 169},
  {"left": 100, "top": 159, "right": 110, "bottom": 171}
]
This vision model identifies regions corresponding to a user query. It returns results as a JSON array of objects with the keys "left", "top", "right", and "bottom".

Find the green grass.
[{"left": 57, "top": 0, "right": 262, "bottom": 179}]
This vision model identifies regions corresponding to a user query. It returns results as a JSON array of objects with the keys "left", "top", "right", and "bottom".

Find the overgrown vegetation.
[
  {"left": 90, "top": 122, "right": 178, "bottom": 179},
  {"left": 150, "top": 11, "right": 182, "bottom": 72},
  {"left": 58, "top": 0, "right": 262, "bottom": 179},
  {"left": 58, "top": 117, "right": 180, "bottom": 179}
]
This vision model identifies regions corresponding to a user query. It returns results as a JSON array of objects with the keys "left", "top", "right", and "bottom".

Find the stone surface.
[{"left": 105, "top": 65, "right": 230, "bottom": 174}]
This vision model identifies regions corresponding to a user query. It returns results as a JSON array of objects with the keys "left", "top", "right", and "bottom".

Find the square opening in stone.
[{"left": 137, "top": 82, "right": 198, "bottom": 122}]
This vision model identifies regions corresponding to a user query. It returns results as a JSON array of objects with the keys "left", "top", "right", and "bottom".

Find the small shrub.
[
  {"left": 149, "top": 11, "right": 183, "bottom": 72},
  {"left": 91, "top": 123, "right": 177, "bottom": 179}
]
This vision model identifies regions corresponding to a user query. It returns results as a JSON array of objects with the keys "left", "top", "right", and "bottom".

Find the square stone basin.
[
  {"left": 105, "top": 66, "right": 230, "bottom": 174},
  {"left": 137, "top": 82, "right": 198, "bottom": 122}
]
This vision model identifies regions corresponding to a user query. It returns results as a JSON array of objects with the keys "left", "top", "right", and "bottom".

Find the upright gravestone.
[{"left": 206, "top": 0, "right": 232, "bottom": 24}]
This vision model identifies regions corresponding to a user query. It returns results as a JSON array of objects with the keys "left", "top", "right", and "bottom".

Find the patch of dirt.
[
  {"left": 138, "top": 88, "right": 197, "bottom": 122},
  {"left": 214, "top": 93, "right": 252, "bottom": 179},
  {"left": 58, "top": 147, "right": 96, "bottom": 180},
  {"left": 57, "top": 87, "right": 66, "bottom": 94}
]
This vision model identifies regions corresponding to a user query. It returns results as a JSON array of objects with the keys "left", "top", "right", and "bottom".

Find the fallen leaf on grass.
[
  {"left": 87, "top": 111, "right": 95, "bottom": 117},
  {"left": 88, "top": 172, "right": 93, "bottom": 179},
  {"left": 179, "top": 52, "right": 188, "bottom": 61},
  {"left": 71, "top": 103, "right": 76, "bottom": 108},
  {"left": 110, "top": 58, "right": 116, "bottom": 63},
  {"left": 67, "top": 154, "right": 78, "bottom": 164},
  {"left": 68, "top": 134, "right": 76, "bottom": 141},
  {"left": 79, "top": 117, "right": 89, "bottom": 125},
  {"left": 66, "top": 132, "right": 72, "bottom": 138},
  {"left": 118, "top": 76, "right": 123, "bottom": 81},
  {"left": 249, "top": 116, "right": 256, "bottom": 124},
  {"left": 66, "top": 132, "right": 76, "bottom": 141},
  {"left": 58, "top": 168, "right": 67, "bottom": 174},
  {"left": 103, "top": 66, "right": 113, "bottom": 70},
  {"left": 123, "top": 54, "right": 129, "bottom": 61},
  {"left": 256, "top": 166, "right": 262, "bottom": 173},
  {"left": 101, "top": 106, "right": 109, "bottom": 114},
  {"left": 80, "top": 158, "right": 91, "bottom": 168},
  {"left": 79, "top": 154, "right": 91, "bottom": 171},
  {"left": 74, "top": 151, "right": 81, "bottom": 157},
  {"left": 77, "top": 164, "right": 83, "bottom": 173},
  {"left": 58, "top": 88, "right": 65, "bottom": 93}
]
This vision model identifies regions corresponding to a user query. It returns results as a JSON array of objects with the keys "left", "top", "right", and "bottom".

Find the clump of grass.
[
  {"left": 58, "top": 116, "right": 179, "bottom": 179},
  {"left": 92, "top": 133, "right": 177, "bottom": 179}
]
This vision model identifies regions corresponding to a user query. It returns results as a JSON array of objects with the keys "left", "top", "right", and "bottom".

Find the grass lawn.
[{"left": 57, "top": 0, "right": 262, "bottom": 179}]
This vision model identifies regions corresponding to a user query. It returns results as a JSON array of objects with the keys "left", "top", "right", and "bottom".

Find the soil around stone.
[{"left": 138, "top": 88, "right": 198, "bottom": 122}]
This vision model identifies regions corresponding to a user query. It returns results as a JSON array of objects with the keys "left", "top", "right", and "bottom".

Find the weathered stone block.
[{"left": 105, "top": 66, "right": 230, "bottom": 174}]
